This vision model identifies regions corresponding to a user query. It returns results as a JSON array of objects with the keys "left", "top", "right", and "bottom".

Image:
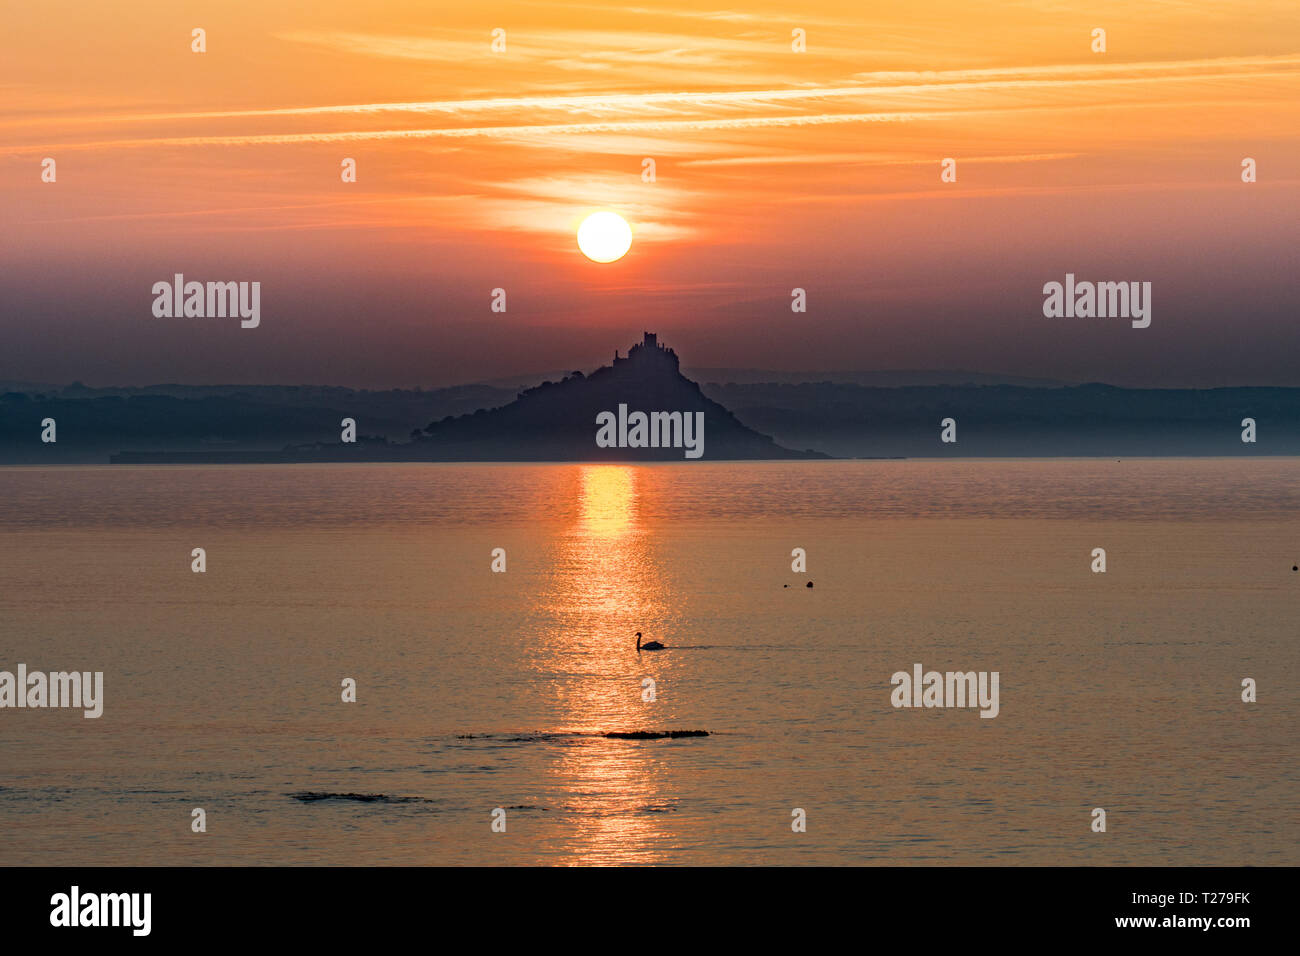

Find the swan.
[{"left": 636, "top": 632, "right": 665, "bottom": 651}]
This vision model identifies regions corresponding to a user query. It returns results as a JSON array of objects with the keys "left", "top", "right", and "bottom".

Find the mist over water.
[{"left": 1, "top": 460, "right": 1296, "bottom": 865}]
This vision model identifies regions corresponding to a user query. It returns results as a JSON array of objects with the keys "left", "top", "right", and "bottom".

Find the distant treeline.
[
  {"left": 2, "top": 380, "right": 1297, "bottom": 462},
  {"left": 0, "top": 383, "right": 516, "bottom": 463},
  {"left": 703, "top": 382, "right": 1300, "bottom": 457}
]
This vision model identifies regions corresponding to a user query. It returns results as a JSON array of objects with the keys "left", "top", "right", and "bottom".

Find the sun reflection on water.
[
  {"left": 577, "top": 464, "right": 637, "bottom": 538},
  {"left": 538, "top": 465, "right": 680, "bottom": 863}
]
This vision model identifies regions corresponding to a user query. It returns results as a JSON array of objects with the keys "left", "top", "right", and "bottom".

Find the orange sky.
[{"left": 2, "top": 1, "right": 1298, "bottom": 386}]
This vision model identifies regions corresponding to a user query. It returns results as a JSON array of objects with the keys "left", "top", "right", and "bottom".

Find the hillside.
[{"left": 107, "top": 333, "right": 825, "bottom": 463}]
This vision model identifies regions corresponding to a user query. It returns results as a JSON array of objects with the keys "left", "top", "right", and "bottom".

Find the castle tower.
[{"left": 620, "top": 331, "right": 678, "bottom": 372}]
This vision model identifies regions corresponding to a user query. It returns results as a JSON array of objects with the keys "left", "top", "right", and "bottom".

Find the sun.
[{"left": 577, "top": 211, "right": 633, "bottom": 263}]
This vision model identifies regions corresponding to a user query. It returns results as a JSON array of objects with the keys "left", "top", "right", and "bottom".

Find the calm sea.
[{"left": 1, "top": 460, "right": 1296, "bottom": 865}]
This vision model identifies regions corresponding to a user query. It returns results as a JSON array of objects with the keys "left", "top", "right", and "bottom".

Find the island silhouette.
[
  {"left": 4, "top": 331, "right": 1299, "bottom": 463},
  {"left": 108, "top": 333, "right": 827, "bottom": 463}
]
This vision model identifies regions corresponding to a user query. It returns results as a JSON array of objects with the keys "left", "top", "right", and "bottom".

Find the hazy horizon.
[{"left": 11, "top": 348, "right": 1300, "bottom": 393}]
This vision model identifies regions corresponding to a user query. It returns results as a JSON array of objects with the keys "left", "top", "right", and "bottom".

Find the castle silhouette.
[
  {"left": 614, "top": 331, "right": 679, "bottom": 371},
  {"left": 110, "top": 330, "right": 825, "bottom": 462}
]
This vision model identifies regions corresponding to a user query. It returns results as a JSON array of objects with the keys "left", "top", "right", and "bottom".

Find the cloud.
[{"left": 8, "top": 51, "right": 1295, "bottom": 137}]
